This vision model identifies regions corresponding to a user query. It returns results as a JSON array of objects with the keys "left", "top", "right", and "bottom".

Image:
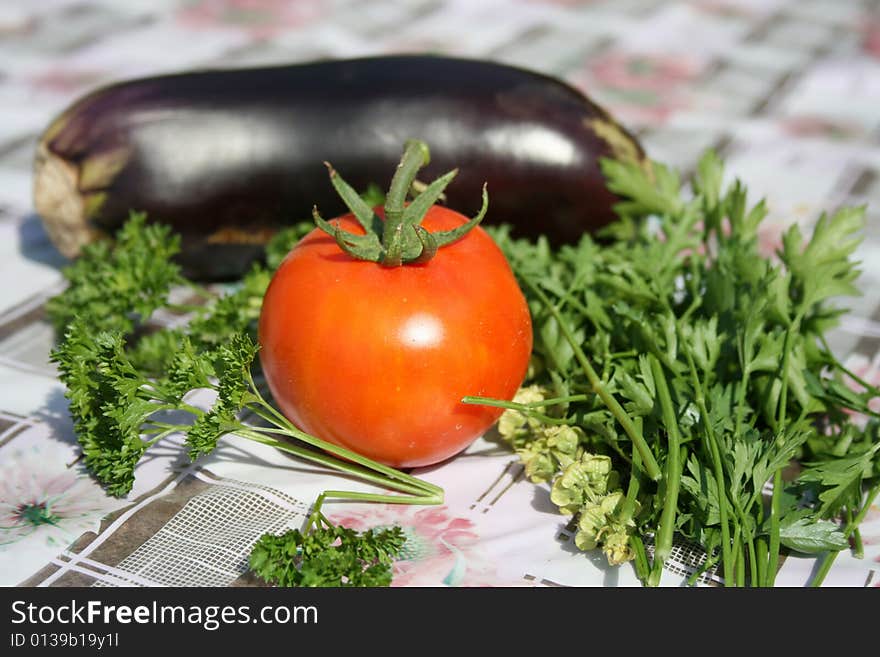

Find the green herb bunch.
[
  {"left": 249, "top": 516, "right": 406, "bottom": 587},
  {"left": 48, "top": 150, "right": 880, "bottom": 588},
  {"left": 474, "top": 151, "right": 880, "bottom": 587}
]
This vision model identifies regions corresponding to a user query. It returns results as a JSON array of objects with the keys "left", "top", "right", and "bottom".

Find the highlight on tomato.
[{"left": 258, "top": 139, "right": 533, "bottom": 468}]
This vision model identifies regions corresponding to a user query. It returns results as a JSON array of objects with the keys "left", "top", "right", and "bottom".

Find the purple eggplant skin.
[{"left": 34, "top": 55, "right": 647, "bottom": 280}]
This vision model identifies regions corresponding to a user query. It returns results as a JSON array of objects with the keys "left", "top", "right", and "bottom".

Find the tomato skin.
[{"left": 257, "top": 205, "right": 533, "bottom": 468}]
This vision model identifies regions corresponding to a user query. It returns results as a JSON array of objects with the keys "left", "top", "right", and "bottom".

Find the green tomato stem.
[
  {"left": 382, "top": 140, "right": 431, "bottom": 266},
  {"left": 314, "top": 139, "right": 484, "bottom": 266},
  {"left": 384, "top": 142, "right": 430, "bottom": 227}
]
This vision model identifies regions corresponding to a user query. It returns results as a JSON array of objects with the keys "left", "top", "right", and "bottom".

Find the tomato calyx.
[{"left": 312, "top": 138, "right": 489, "bottom": 266}]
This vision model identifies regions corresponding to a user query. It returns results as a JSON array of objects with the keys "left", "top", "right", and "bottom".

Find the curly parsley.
[{"left": 48, "top": 212, "right": 440, "bottom": 588}]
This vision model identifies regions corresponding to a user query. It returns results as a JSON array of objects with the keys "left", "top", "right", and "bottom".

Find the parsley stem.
[
  {"left": 304, "top": 489, "right": 442, "bottom": 538},
  {"left": 684, "top": 350, "right": 735, "bottom": 585},
  {"left": 239, "top": 402, "right": 287, "bottom": 429},
  {"left": 809, "top": 480, "right": 880, "bottom": 587},
  {"left": 733, "top": 368, "right": 750, "bottom": 443},
  {"left": 842, "top": 505, "right": 864, "bottom": 559},
  {"left": 236, "top": 428, "right": 440, "bottom": 500},
  {"left": 138, "top": 426, "right": 182, "bottom": 447},
  {"left": 461, "top": 394, "right": 585, "bottom": 425},
  {"left": 623, "top": 418, "right": 648, "bottom": 584},
  {"left": 764, "top": 468, "right": 783, "bottom": 587},
  {"left": 733, "top": 528, "right": 745, "bottom": 587},
  {"left": 754, "top": 537, "right": 768, "bottom": 587},
  {"left": 764, "top": 315, "right": 802, "bottom": 587},
  {"left": 241, "top": 379, "right": 300, "bottom": 427},
  {"left": 729, "top": 501, "right": 758, "bottom": 586},
  {"left": 630, "top": 535, "right": 651, "bottom": 584},
  {"left": 317, "top": 488, "right": 442, "bottom": 507},
  {"left": 745, "top": 534, "right": 758, "bottom": 587},
  {"left": 647, "top": 354, "right": 682, "bottom": 587},
  {"left": 521, "top": 274, "right": 662, "bottom": 481},
  {"left": 678, "top": 288, "right": 702, "bottom": 326},
  {"left": 686, "top": 550, "right": 720, "bottom": 586},
  {"left": 145, "top": 400, "right": 206, "bottom": 418},
  {"left": 241, "top": 371, "right": 442, "bottom": 497},
  {"left": 624, "top": 421, "right": 643, "bottom": 513},
  {"left": 820, "top": 334, "right": 880, "bottom": 398}
]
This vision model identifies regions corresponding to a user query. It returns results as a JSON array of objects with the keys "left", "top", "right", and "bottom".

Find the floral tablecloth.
[{"left": 2, "top": 0, "right": 879, "bottom": 588}]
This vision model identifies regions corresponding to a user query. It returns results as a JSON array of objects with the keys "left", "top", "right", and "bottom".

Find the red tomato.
[{"left": 258, "top": 205, "right": 533, "bottom": 468}]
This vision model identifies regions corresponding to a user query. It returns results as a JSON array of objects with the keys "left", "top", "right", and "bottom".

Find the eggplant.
[{"left": 33, "top": 55, "right": 647, "bottom": 280}]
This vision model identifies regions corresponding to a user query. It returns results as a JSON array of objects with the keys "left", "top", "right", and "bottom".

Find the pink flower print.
[
  {"left": 780, "top": 115, "right": 864, "bottom": 142},
  {"left": 572, "top": 52, "right": 703, "bottom": 127},
  {"left": 327, "top": 504, "right": 500, "bottom": 586},
  {"left": 0, "top": 444, "right": 111, "bottom": 548},
  {"left": 862, "top": 18, "right": 880, "bottom": 59},
  {"left": 590, "top": 53, "right": 700, "bottom": 92},
  {"left": 523, "top": 0, "right": 600, "bottom": 6},
  {"left": 27, "top": 69, "right": 107, "bottom": 96},
  {"left": 691, "top": 1, "right": 755, "bottom": 19},
  {"left": 177, "top": 0, "right": 324, "bottom": 40}
]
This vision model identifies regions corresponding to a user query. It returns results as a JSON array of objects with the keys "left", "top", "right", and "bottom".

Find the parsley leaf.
[
  {"left": 794, "top": 443, "right": 880, "bottom": 518},
  {"left": 483, "top": 149, "right": 878, "bottom": 587},
  {"left": 46, "top": 212, "right": 184, "bottom": 335},
  {"left": 51, "top": 320, "right": 156, "bottom": 497},
  {"left": 249, "top": 522, "right": 406, "bottom": 587},
  {"left": 777, "top": 513, "right": 848, "bottom": 554}
]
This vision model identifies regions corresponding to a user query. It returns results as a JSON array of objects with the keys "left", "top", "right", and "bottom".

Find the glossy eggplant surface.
[{"left": 34, "top": 55, "right": 647, "bottom": 280}]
